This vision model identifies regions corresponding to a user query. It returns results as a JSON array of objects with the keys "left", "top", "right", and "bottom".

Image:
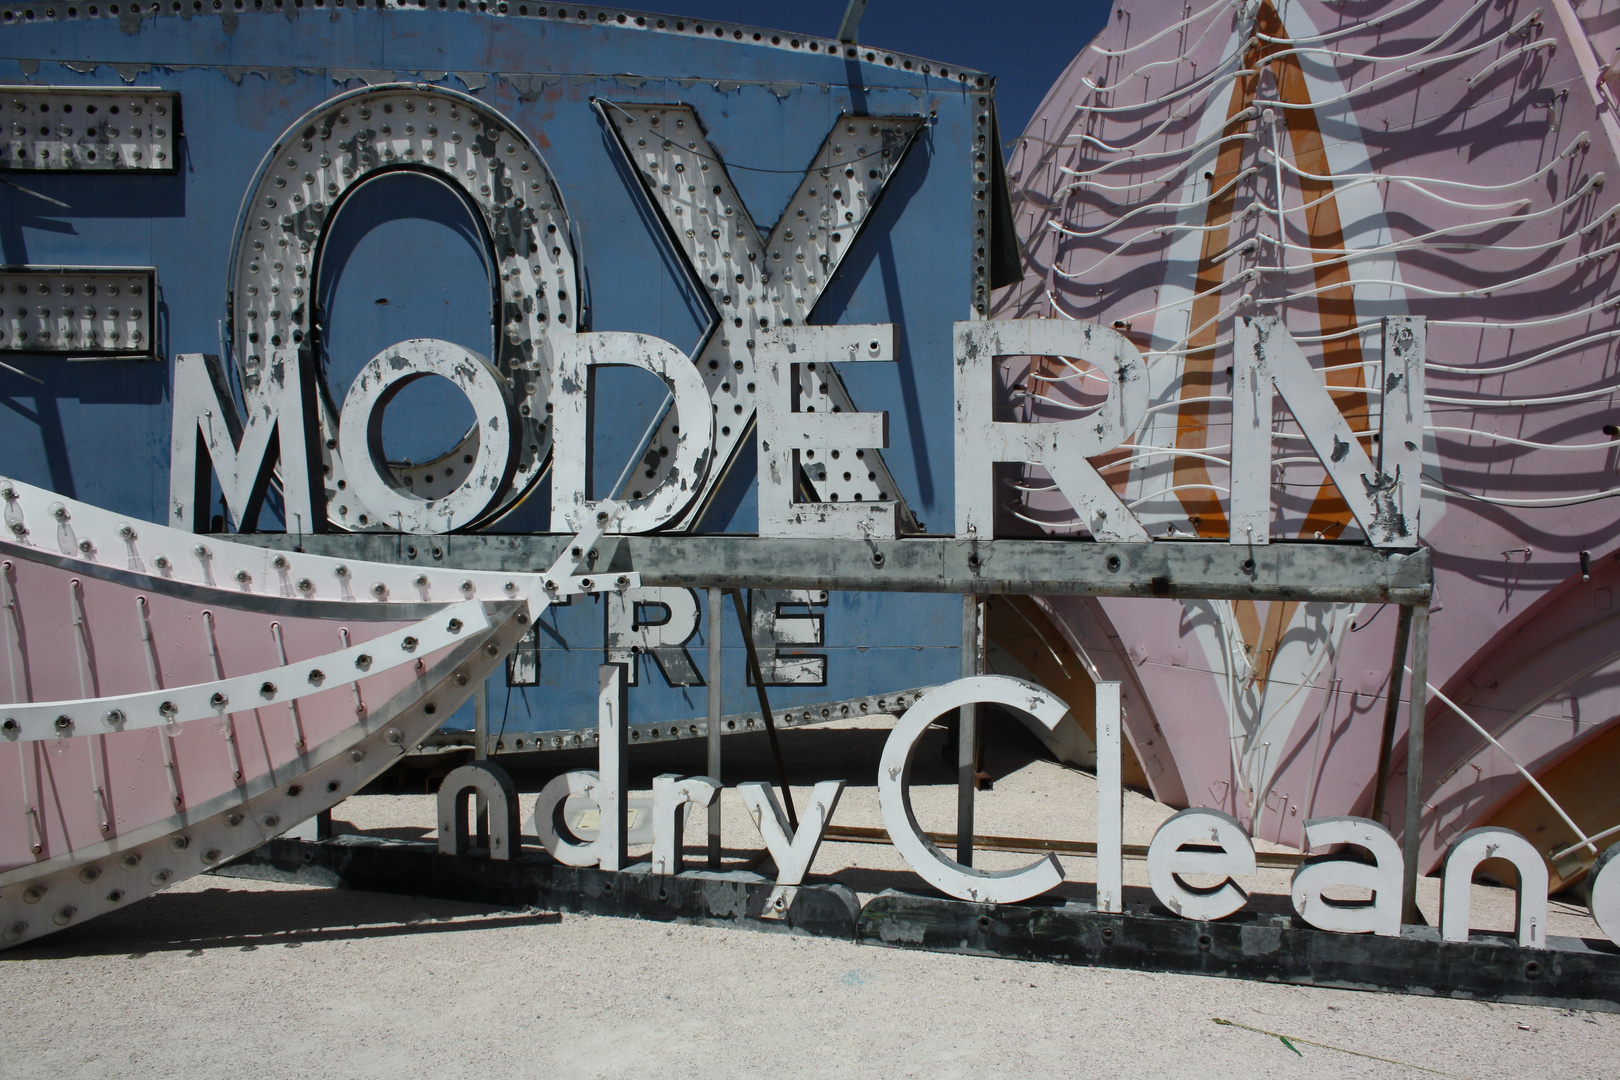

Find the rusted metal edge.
[
  {"left": 216, "top": 836, "right": 1620, "bottom": 1012},
  {"left": 244, "top": 533, "right": 1433, "bottom": 604},
  {"left": 0, "top": 4, "right": 994, "bottom": 88}
]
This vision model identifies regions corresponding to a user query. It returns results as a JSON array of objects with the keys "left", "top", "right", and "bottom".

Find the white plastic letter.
[
  {"left": 1146, "top": 808, "right": 1256, "bottom": 920},
  {"left": 1290, "top": 816, "right": 1403, "bottom": 936},
  {"left": 878, "top": 676, "right": 1070, "bottom": 904},
  {"left": 1231, "top": 316, "right": 1423, "bottom": 547},
  {"left": 739, "top": 779, "right": 846, "bottom": 917},
  {"left": 335, "top": 339, "right": 516, "bottom": 534},
  {"left": 651, "top": 774, "right": 721, "bottom": 876},
  {"left": 532, "top": 769, "right": 604, "bottom": 867},
  {"left": 529, "top": 663, "right": 630, "bottom": 869},
  {"left": 954, "top": 319, "right": 1149, "bottom": 542},
  {"left": 754, "top": 325, "right": 897, "bottom": 538},
  {"left": 437, "top": 761, "right": 521, "bottom": 860},
  {"left": 1440, "top": 827, "right": 1548, "bottom": 949}
]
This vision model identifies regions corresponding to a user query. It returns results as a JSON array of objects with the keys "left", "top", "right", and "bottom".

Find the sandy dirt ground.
[{"left": 3, "top": 715, "right": 1618, "bottom": 1079}]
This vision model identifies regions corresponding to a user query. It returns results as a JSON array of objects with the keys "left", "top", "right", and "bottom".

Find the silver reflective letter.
[{"left": 954, "top": 320, "right": 1149, "bottom": 542}]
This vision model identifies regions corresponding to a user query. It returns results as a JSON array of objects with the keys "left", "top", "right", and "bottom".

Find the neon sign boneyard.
[
  {"left": 151, "top": 72, "right": 1533, "bottom": 952},
  {"left": 521, "top": 666, "right": 1620, "bottom": 945}
]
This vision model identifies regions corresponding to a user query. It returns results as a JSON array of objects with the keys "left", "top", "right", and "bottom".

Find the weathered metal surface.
[
  {"left": 245, "top": 531, "right": 1432, "bottom": 603},
  {"left": 0, "top": 587, "right": 528, "bottom": 950},
  {"left": 219, "top": 834, "right": 863, "bottom": 939},
  {"left": 0, "top": 267, "right": 155, "bottom": 357},
  {"left": 598, "top": 106, "right": 924, "bottom": 532},
  {"left": 0, "top": 497, "right": 641, "bottom": 947},
  {"left": 0, "top": 87, "right": 177, "bottom": 172},
  {"left": 0, "top": 6, "right": 985, "bottom": 745},
  {"left": 217, "top": 835, "right": 1620, "bottom": 1012},
  {"left": 857, "top": 891, "right": 1620, "bottom": 1013},
  {"left": 449, "top": 684, "right": 933, "bottom": 755}
]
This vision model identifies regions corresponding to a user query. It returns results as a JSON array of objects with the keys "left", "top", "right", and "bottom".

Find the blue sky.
[{"left": 645, "top": 2, "right": 1111, "bottom": 156}]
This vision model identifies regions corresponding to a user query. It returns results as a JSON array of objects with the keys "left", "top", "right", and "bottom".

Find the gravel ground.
[{"left": 4, "top": 716, "right": 1617, "bottom": 1079}]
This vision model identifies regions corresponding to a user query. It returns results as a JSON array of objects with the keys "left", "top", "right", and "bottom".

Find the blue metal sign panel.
[{"left": 0, "top": 6, "right": 992, "bottom": 740}]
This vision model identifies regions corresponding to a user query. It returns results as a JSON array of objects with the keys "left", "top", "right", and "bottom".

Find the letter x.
[{"left": 598, "top": 102, "right": 923, "bottom": 531}]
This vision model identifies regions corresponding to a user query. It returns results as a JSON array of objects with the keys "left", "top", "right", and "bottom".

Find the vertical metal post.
[
  {"left": 1370, "top": 605, "right": 1414, "bottom": 825},
  {"left": 473, "top": 682, "right": 489, "bottom": 761},
  {"left": 1401, "top": 604, "right": 1431, "bottom": 925},
  {"left": 1094, "top": 682, "right": 1123, "bottom": 913},
  {"left": 707, "top": 586, "right": 723, "bottom": 868},
  {"left": 598, "top": 662, "right": 630, "bottom": 872},
  {"left": 957, "top": 594, "right": 979, "bottom": 866},
  {"left": 472, "top": 682, "right": 489, "bottom": 846},
  {"left": 730, "top": 589, "right": 797, "bottom": 830}
]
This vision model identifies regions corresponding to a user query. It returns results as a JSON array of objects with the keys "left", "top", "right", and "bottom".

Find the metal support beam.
[
  {"left": 730, "top": 589, "right": 797, "bottom": 830},
  {"left": 1402, "top": 605, "right": 1431, "bottom": 924},
  {"left": 707, "top": 586, "right": 723, "bottom": 868},
  {"left": 223, "top": 837, "right": 1620, "bottom": 1013},
  {"left": 246, "top": 534, "right": 1431, "bottom": 606},
  {"left": 957, "top": 595, "right": 978, "bottom": 866},
  {"left": 1370, "top": 605, "right": 1414, "bottom": 826},
  {"left": 473, "top": 682, "right": 489, "bottom": 846},
  {"left": 836, "top": 0, "right": 868, "bottom": 42}
]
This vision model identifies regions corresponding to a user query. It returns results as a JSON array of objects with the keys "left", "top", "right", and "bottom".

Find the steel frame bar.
[
  {"left": 1370, "top": 605, "right": 1414, "bottom": 825},
  {"left": 221, "top": 836, "right": 1620, "bottom": 1013},
  {"left": 707, "top": 585, "right": 723, "bottom": 869},
  {"left": 1403, "top": 605, "right": 1432, "bottom": 924},
  {"left": 246, "top": 535, "right": 1430, "bottom": 604},
  {"left": 957, "top": 595, "right": 978, "bottom": 867}
]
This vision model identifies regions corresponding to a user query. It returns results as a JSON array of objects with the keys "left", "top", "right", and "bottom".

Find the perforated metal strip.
[
  {"left": 0, "top": 267, "right": 155, "bottom": 357},
  {"left": 0, "top": 87, "right": 176, "bottom": 172},
  {"left": 0, "top": 6, "right": 992, "bottom": 92},
  {"left": 463, "top": 685, "right": 938, "bottom": 754}
]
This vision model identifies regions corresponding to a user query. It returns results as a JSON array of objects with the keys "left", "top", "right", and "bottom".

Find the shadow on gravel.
[{"left": 1, "top": 884, "right": 557, "bottom": 960}]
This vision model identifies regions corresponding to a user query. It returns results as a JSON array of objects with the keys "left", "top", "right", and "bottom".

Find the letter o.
[
  {"left": 336, "top": 339, "right": 516, "bottom": 534},
  {"left": 877, "top": 676, "right": 1070, "bottom": 904}
]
